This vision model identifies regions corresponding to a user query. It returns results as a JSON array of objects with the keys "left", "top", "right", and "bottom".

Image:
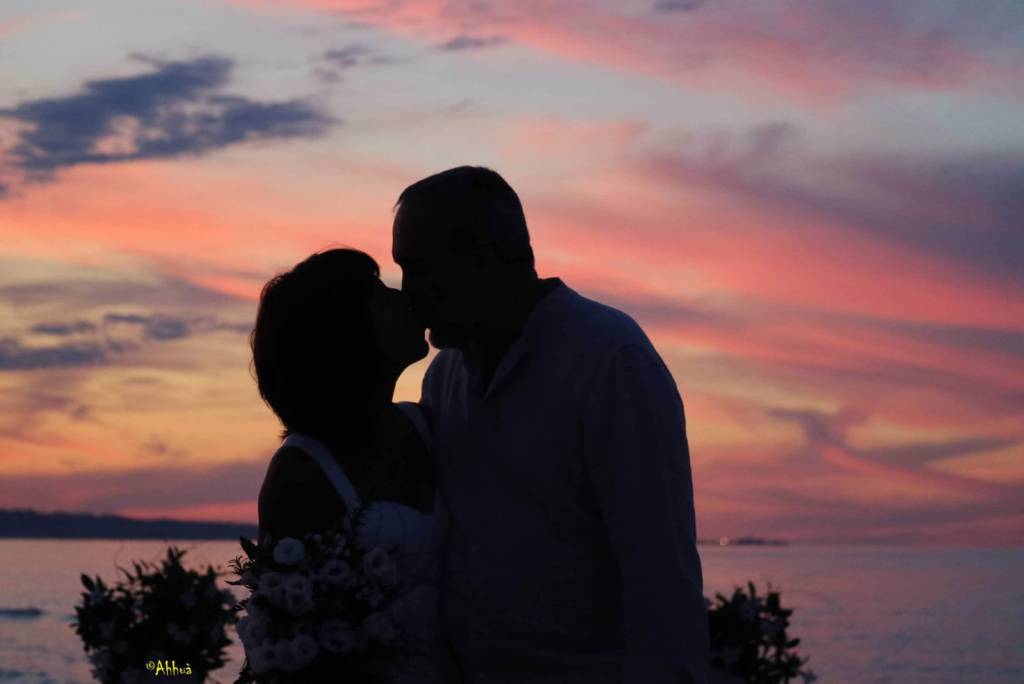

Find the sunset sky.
[{"left": 1, "top": 0, "right": 1022, "bottom": 545}]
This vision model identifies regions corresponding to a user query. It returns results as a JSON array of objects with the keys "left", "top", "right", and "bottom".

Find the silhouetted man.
[{"left": 393, "top": 166, "right": 709, "bottom": 684}]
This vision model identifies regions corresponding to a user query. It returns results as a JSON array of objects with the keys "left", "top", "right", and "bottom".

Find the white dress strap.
[
  {"left": 395, "top": 401, "right": 432, "bottom": 447},
  {"left": 281, "top": 433, "right": 362, "bottom": 510}
]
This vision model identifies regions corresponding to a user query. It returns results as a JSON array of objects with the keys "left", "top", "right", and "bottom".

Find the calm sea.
[{"left": 0, "top": 541, "right": 1021, "bottom": 683}]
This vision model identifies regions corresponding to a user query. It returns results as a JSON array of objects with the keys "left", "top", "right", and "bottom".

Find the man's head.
[{"left": 392, "top": 166, "right": 535, "bottom": 349}]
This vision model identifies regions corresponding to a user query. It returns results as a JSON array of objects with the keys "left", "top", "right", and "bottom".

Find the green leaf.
[{"left": 239, "top": 535, "right": 258, "bottom": 560}]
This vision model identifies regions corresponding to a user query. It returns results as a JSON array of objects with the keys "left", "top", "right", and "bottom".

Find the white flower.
[
  {"left": 257, "top": 572, "right": 286, "bottom": 607},
  {"left": 284, "top": 589, "right": 315, "bottom": 616},
  {"left": 249, "top": 639, "right": 282, "bottom": 674},
  {"left": 259, "top": 571, "right": 285, "bottom": 593},
  {"left": 356, "top": 583, "right": 384, "bottom": 609},
  {"left": 284, "top": 573, "right": 312, "bottom": 597},
  {"left": 273, "top": 538, "right": 306, "bottom": 565},
  {"left": 362, "top": 610, "right": 397, "bottom": 645},
  {"left": 317, "top": 559, "right": 351, "bottom": 586},
  {"left": 293, "top": 620, "right": 316, "bottom": 638},
  {"left": 238, "top": 614, "right": 271, "bottom": 648},
  {"left": 279, "top": 635, "right": 319, "bottom": 672},
  {"left": 276, "top": 640, "right": 300, "bottom": 673},
  {"left": 328, "top": 533, "right": 347, "bottom": 556},
  {"left": 244, "top": 598, "right": 267, "bottom": 621},
  {"left": 318, "top": 619, "right": 357, "bottom": 654},
  {"left": 98, "top": 621, "right": 116, "bottom": 641},
  {"left": 362, "top": 546, "right": 399, "bottom": 586}
]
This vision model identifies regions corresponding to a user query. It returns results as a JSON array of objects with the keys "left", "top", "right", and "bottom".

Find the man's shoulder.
[
  {"left": 424, "top": 347, "right": 462, "bottom": 376},
  {"left": 552, "top": 285, "right": 652, "bottom": 353}
]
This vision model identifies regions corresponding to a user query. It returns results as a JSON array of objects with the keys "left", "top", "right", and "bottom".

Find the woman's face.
[{"left": 367, "top": 278, "right": 429, "bottom": 370}]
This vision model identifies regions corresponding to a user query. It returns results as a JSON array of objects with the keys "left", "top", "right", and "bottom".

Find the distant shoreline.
[
  {"left": 4, "top": 509, "right": 794, "bottom": 544},
  {"left": 0, "top": 508, "right": 257, "bottom": 541},
  {"left": 699, "top": 536, "right": 789, "bottom": 547}
]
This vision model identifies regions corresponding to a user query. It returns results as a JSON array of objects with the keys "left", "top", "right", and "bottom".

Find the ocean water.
[{"left": 0, "top": 540, "right": 1021, "bottom": 683}]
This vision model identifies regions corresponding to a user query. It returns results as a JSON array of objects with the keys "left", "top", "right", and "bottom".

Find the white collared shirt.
[{"left": 421, "top": 280, "right": 709, "bottom": 684}]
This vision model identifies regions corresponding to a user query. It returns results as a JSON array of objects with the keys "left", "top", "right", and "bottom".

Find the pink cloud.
[
  {"left": 229, "top": 0, "right": 1024, "bottom": 105},
  {"left": 0, "top": 10, "right": 83, "bottom": 37}
]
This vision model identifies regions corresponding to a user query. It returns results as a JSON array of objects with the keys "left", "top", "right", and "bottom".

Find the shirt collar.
[{"left": 468, "top": 277, "right": 567, "bottom": 401}]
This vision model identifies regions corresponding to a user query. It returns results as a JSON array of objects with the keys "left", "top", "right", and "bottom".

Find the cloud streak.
[
  {"left": 311, "top": 44, "right": 404, "bottom": 83},
  {"left": 0, "top": 338, "right": 106, "bottom": 371},
  {"left": 0, "top": 457, "right": 268, "bottom": 514},
  {"left": 231, "top": 0, "right": 1024, "bottom": 103},
  {"left": 0, "top": 311, "right": 249, "bottom": 371},
  {"left": 695, "top": 405, "right": 1024, "bottom": 543},
  {"left": 0, "top": 55, "right": 335, "bottom": 185},
  {"left": 438, "top": 34, "right": 507, "bottom": 51}
]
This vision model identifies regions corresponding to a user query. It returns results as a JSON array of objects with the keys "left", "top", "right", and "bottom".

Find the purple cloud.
[{"left": 0, "top": 55, "right": 336, "bottom": 184}]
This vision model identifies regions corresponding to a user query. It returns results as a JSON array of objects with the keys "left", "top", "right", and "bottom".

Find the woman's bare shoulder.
[
  {"left": 265, "top": 444, "right": 325, "bottom": 482},
  {"left": 259, "top": 444, "right": 347, "bottom": 543}
]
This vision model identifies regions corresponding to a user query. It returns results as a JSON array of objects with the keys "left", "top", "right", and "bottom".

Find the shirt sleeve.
[
  {"left": 418, "top": 351, "right": 440, "bottom": 429},
  {"left": 582, "top": 343, "right": 709, "bottom": 684}
]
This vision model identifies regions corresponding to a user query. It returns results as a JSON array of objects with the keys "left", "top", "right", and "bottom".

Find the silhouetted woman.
[{"left": 249, "top": 247, "right": 441, "bottom": 683}]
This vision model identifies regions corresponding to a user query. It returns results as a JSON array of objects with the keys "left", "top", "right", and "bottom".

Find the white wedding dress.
[{"left": 280, "top": 401, "right": 442, "bottom": 684}]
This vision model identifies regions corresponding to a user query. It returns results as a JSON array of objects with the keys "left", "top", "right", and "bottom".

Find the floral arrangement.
[
  {"left": 228, "top": 507, "right": 406, "bottom": 684},
  {"left": 707, "top": 581, "right": 816, "bottom": 684},
  {"left": 72, "top": 546, "right": 237, "bottom": 684}
]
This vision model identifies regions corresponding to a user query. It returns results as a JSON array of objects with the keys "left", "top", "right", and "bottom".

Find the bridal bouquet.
[
  {"left": 228, "top": 508, "right": 405, "bottom": 684},
  {"left": 72, "top": 546, "right": 236, "bottom": 684},
  {"left": 707, "top": 582, "right": 816, "bottom": 684}
]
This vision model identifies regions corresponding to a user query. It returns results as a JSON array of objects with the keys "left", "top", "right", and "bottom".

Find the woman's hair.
[{"left": 250, "top": 248, "right": 382, "bottom": 446}]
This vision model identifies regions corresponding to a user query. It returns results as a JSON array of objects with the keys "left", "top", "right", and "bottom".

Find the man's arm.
[{"left": 582, "top": 343, "right": 709, "bottom": 684}]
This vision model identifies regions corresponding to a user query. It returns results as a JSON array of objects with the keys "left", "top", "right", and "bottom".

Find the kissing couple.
[{"left": 252, "top": 166, "right": 710, "bottom": 683}]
